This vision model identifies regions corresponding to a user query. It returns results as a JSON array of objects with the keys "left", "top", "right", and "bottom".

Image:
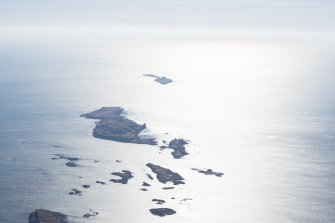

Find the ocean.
[{"left": 0, "top": 29, "right": 335, "bottom": 222}]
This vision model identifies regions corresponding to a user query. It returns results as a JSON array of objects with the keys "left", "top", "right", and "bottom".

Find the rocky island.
[
  {"left": 167, "top": 138, "right": 189, "bottom": 159},
  {"left": 28, "top": 209, "right": 68, "bottom": 223},
  {"left": 143, "top": 74, "right": 173, "bottom": 85},
  {"left": 192, "top": 168, "right": 224, "bottom": 177},
  {"left": 149, "top": 208, "right": 176, "bottom": 217},
  {"left": 81, "top": 107, "right": 157, "bottom": 145},
  {"left": 146, "top": 163, "right": 185, "bottom": 185},
  {"left": 110, "top": 170, "right": 133, "bottom": 184}
]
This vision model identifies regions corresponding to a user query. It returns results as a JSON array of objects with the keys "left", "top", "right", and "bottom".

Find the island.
[
  {"left": 191, "top": 168, "right": 224, "bottom": 177},
  {"left": 28, "top": 209, "right": 68, "bottom": 223},
  {"left": 110, "top": 170, "right": 133, "bottom": 184},
  {"left": 149, "top": 208, "right": 176, "bottom": 217},
  {"left": 143, "top": 74, "right": 173, "bottom": 85},
  {"left": 146, "top": 163, "right": 185, "bottom": 185},
  {"left": 167, "top": 138, "right": 189, "bottom": 159},
  {"left": 81, "top": 107, "right": 157, "bottom": 145}
]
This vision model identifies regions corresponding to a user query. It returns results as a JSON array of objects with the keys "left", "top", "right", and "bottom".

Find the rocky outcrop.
[
  {"left": 167, "top": 138, "right": 189, "bottom": 159},
  {"left": 110, "top": 170, "right": 133, "bottom": 184},
  {"left": 81, "top": 107, "right": 157, "bottom": 145},
  {"left": 191, "top": 168, "right": 224, "bottom": 177},
  {"left": 152, "top": 199, "right": 165, "bottom": 205},
  {"left": 149, "top": 208, "right": 176, "bottom": 217},
  {"left": 28, "top": 209, "right": 67, "bottom": 223},
  {"left": 146, "top": 163, "right": 184, "bottom": 185}
]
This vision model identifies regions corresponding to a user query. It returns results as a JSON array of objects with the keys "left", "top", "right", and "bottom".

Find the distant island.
[
  {"left": 143, "top": 74, "right": 173, "bottom": 85},
  {"left": 28, "top": 209, "right": 68, "bottom": 223},
  {"left": 81, "top": 107, "right": 157, "bottom": 145}
]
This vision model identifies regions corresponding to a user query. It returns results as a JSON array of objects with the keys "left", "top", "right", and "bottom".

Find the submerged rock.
[
  {"left": 81, "top": 107, "right": 157, "bottom": 145},
  {"left": 149, "top": 208, "right": 176, "bottom": 217},
  {"left": 191, "top": 168, "right": 224, "bottom": 177},
  {"left": 28, "top": 209, "right": 68, "bottom": 223},
  {"left": 65, "top": 162, "right": 78, "bottom": 167},
  {"left": 110, "top": 170, "right": 133, "bottom": 184},
  {"left": 179, "top": 198, "right": 193, "bottom": 204},
  {"left": 146, "top": 163, "right": 185, "bottom": 185},
  {"left": 54, "top": 154, "right": 79, "bottom": 161}
]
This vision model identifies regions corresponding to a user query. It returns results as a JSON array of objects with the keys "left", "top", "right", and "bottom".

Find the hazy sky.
[{"left": 0, "top": 0, "right": 334, "bottom": 32}]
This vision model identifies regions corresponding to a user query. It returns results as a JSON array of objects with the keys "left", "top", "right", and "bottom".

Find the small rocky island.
[
  {"left": 143, "top": 74, "right": 173, "bottom": 85},
  {"left": 192, "top": 168, "right": 224, "bottom": 177},
  {"left": 81, "top": 107, "right": 157, "bottom": 145},
  {"left": 167, "top": 138, "right": 189, "bottom": 159},
  {"left": 149, "top": 208, "right": 176, "bottom": 217},
  {"left": 28, "top": 209, "right": 68, "bottom": 223},
  {"left": 147, "top": 163, "right": 185, "bottom": 185},
  {"left": 110, "top": 170, "right": 134, "bottom": 184}
]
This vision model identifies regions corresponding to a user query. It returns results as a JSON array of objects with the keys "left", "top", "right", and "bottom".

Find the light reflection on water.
[{"left": 0, "top": 36, "right": 334, "bottom": 222}]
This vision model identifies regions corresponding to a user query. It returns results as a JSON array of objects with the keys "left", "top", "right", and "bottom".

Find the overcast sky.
[{"left": 0, "top": 0, "right": 334, "bottom": 33}]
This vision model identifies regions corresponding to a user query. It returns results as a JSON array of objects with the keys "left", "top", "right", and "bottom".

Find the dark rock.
[
  {"left": 96, "top": 181, "right": 106, "bottom": 185},
  {"left": 142, "top": 182, "right": 151, "bottom": 187},
  {"left": 115, "top": 160, "right": 122, "bottom": 163},
  {"left": 28, "top": 209, "right": 68, "bottom": 223},
  {"left": 65, "top": 162, "right": 78, "bottom": 167},
  {"left": 83, "top": 209, "right": 99, "bottom": 218},
  {"left": 146, "top": 173, "right": 154, "bottom": 180},
  {"left": 81, "top": 107, "right": 157, "bottom": 145},
  {"left": 143, "top": 74, "right": 173, "bottom": 85},
  {"left": 162, "top": 187, "right": 174, "bottom": 190},
  {"left": 146, "top": 163, "right": 185, "bottom": 185},
  {"left": 110, "top": 170, "right": 133, "bottom": 184},
  {"left": 149, "top": 208, "right": 176, "bottom": 217},
  {"left": 191, "top": 168, "right": 224, "bottom": 177},
  {"left": 152, "top": 199, "right": 165, "bottom": 205},
  {"left": 68, "top": 189, "right": 82, "bottom": 196},
  {"left": 168, "top": 138, "right": 189, "bottom": 159},
  {"left": 140, "top": 188, "right": 148, "bottom": 191},
  {"left": 82, "top": 185, "right": 90, "bottom": 189}
]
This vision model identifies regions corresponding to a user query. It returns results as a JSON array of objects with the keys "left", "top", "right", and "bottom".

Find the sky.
[{"left": 0, "top": 0, "right": 334, "bottom": 33}]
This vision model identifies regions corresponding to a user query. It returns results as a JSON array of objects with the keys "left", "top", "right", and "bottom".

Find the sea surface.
[{"left": 0, "top": 30, "right": 335, "bottom": 222}]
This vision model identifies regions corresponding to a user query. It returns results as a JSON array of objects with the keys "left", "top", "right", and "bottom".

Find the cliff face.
[{"left": 28, "top": 209, "right": 67, "bottom": 223}]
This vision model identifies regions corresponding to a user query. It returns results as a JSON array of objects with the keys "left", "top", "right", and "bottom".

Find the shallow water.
[{"left": 0, "top": 32, "right": 335, "bottom": 222}]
